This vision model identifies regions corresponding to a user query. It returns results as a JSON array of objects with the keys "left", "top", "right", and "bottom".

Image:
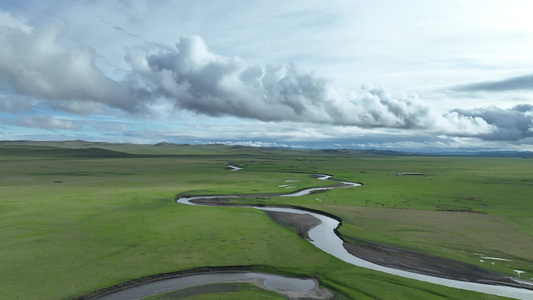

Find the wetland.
[{"left": 1, "top": 141, "right": 532, "bottom": 299}]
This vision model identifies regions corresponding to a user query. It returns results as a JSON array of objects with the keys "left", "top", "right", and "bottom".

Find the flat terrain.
[{"left": 1, "top": 141, "right": 532, "bottom": 299}]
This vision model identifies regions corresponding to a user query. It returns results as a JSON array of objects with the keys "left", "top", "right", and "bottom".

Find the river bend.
[{"left": 177, "top": 173, "right": 533, "bottom": 300}]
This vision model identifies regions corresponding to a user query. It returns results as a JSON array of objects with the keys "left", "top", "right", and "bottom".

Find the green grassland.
[
  {"left": 238, "top": 155, "right": 533, "bottom": 277},
  {"left": 1, "top": 141, "right": 531, "bottom": 299}
]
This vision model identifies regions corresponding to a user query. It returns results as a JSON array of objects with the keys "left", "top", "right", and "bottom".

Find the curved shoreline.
[
  {"left": 74, "top": 266, "right": 333, "bottom": 300},
  {"left": 81, "top": 172, "right": 533, "bottom": 299},
  {"left": 185, "top": 196, "right": 530, "bottom": 291},
  {"left": 177, "top": 174, "right": 533, "bottom": 299}
]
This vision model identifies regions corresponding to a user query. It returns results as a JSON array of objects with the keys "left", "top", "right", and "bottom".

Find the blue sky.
[{"left": 1, "top": 0, "right": 533, "bottom": 151}]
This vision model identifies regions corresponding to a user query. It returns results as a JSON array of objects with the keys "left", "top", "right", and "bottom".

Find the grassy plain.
[
  {"left": 1, "top": 141, "right": 531, "bottom": 299},
  {"left": 240, "top": 154, "right": 533, "bottom": 277}
]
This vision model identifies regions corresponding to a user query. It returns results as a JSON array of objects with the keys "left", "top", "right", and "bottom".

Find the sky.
[{"left": 1, "top": 0, "right": 533, "bottom": 151}]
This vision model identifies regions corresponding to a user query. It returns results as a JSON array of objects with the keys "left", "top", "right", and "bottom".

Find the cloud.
[
  {"left": 0, "top": 10, "right": 31, "bottom": 32},
  {"left": 205, "top": 140, "right": 291, "bottom": 148},
  {"left": 125, "top": 35, "right": 505, "bottom": 139},
  {"left": 438, "top": 111, "right": 496, "bottom": 136},
  {"left": 100, "top": 18, "right": 143, "bottom": 39},
  {"left": 454, "top": 74, "right": 533, "bottom": 92},
  {"left": 44, "top": 100, "right": 104, "bottom": 115},
  {"left": 0, "top": 12, "right": 149, "bottom": 114},
  {"left": 0, "top": 95, "right": 34, "bottom": 113},
  {"left": 15, "top": 115, "right": 79, "bottom": 130},
  {"left": 451, "top": 105, "right": 533, "bottom": 140},
  {"left": 1, "top": 13, "right": 530, "bottom": 143},
  {"left": 126, "top": 36, "right": 482, "bottom": 132}
]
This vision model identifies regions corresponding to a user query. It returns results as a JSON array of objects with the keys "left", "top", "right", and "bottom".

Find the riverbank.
[
  {"left": 74, "top": 267, "right": 334, "bottom": 300},
  {"left": 265, "top": 207, "right": 528, "bottom": 290},
  {"left": 184, "top": 194, "right": 531, "bottom": 292},
  {"left": 179, "top": 182, "right": 533, "bottom": 295},
  {"left": 343, "top": 238, "right": 522, "bottom": 288}
]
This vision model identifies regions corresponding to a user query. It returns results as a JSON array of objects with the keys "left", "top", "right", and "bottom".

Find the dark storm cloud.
[
  {"left": 454, "top": 74, "right": 533, "bottom": 92},
  {"left": 452, "top": 105, "right": 533, "bottom": 140}
]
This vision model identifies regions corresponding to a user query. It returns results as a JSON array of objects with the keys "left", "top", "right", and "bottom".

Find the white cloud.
[
  {"left": 126, "top": 35, "right": 520, "bottom": 141},
  {"left": 205, "top": 140, "right": 291, "bottom": 148},
  {"left": 0, "top": 14, "right": 148, "bottom": 114},
  {"left": 0, "top": 95, "right": 34, "bottom": 113},
  {"left": 0, "top": 10, "right": 31, "bottom": 33},
  {"left": 15, "top": 115, "right": 79, "bottom": 130},
  {"left": 127, "top": 36, "right": 446, "bottom": 128},
  {"left": 451, "top": 105, "right": 533, "bottom": 140},
  {"left": 438, "top": 112, "right": 496, "bottom": 136},
  {"left": 1, "top": 2, "right": 533, "bottom": 151}
]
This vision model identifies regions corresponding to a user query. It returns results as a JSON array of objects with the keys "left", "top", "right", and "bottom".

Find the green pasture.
[
  {"left": 242, "top": 155, "right": 533, "bottom": 277},
  {"left": 0, "top": 141, "right": 531, "bottom": 299}
]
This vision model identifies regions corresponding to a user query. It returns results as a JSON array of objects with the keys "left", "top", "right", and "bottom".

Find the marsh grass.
[{"left": 1, "top": 142, "right": 531, "bottom": 299}]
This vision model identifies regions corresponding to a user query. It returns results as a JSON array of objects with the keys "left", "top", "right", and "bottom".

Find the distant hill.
[
  {"left": 0, "top": 144, "right": 133, "bottom": 158},
  {"left": 312, "top": 148, "right": 415, "bottom": 156},
  {"left": 429, "top": 150, "right": 533, "bottom": 158},
  {"left": 1, "top": 140, "right": 531, "bottom": 158}
]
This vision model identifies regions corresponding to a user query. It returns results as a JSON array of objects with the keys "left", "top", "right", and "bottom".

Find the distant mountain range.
[{"left": 0, "top": 140, "right": 532, "bottom": 158}]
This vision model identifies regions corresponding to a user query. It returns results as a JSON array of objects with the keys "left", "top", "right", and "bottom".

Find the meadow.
[{"left": 1, "top": 141, "right": 532, "bottom": 299}]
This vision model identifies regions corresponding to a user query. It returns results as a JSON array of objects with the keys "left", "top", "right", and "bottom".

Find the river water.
[
  {"left": 96, "top": 272, "right": 319, "bottom": 300},
  {"left": 177, "top": 174, "right": 533, "bottom": 299}
]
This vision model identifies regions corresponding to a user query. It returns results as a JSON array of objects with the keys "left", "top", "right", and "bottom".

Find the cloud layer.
[
  {"left": 452, "top": 105, "right": 533, "bottom": 140},
  {"left": 1, "top": 12, "right": 531, "bottom": 143},
  {"left": 127, "top": 35, "right": 499, "bottom": 137},
  {"left": 0, "top": 13, "right": 148, "bottom": 114},
  {"left": 455, "top": 74, "right": 533, "bottom": 92}
]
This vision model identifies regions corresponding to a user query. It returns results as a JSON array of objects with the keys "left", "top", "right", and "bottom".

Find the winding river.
[
  {"left": 87, "top": 169, "right": 533, "bottom": 299},
  {"left": 177, "top": 172, "right": 533, "bottom": 300},
  {"left": 94, "top": 271, "right": 329, "bottom": 300}
]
